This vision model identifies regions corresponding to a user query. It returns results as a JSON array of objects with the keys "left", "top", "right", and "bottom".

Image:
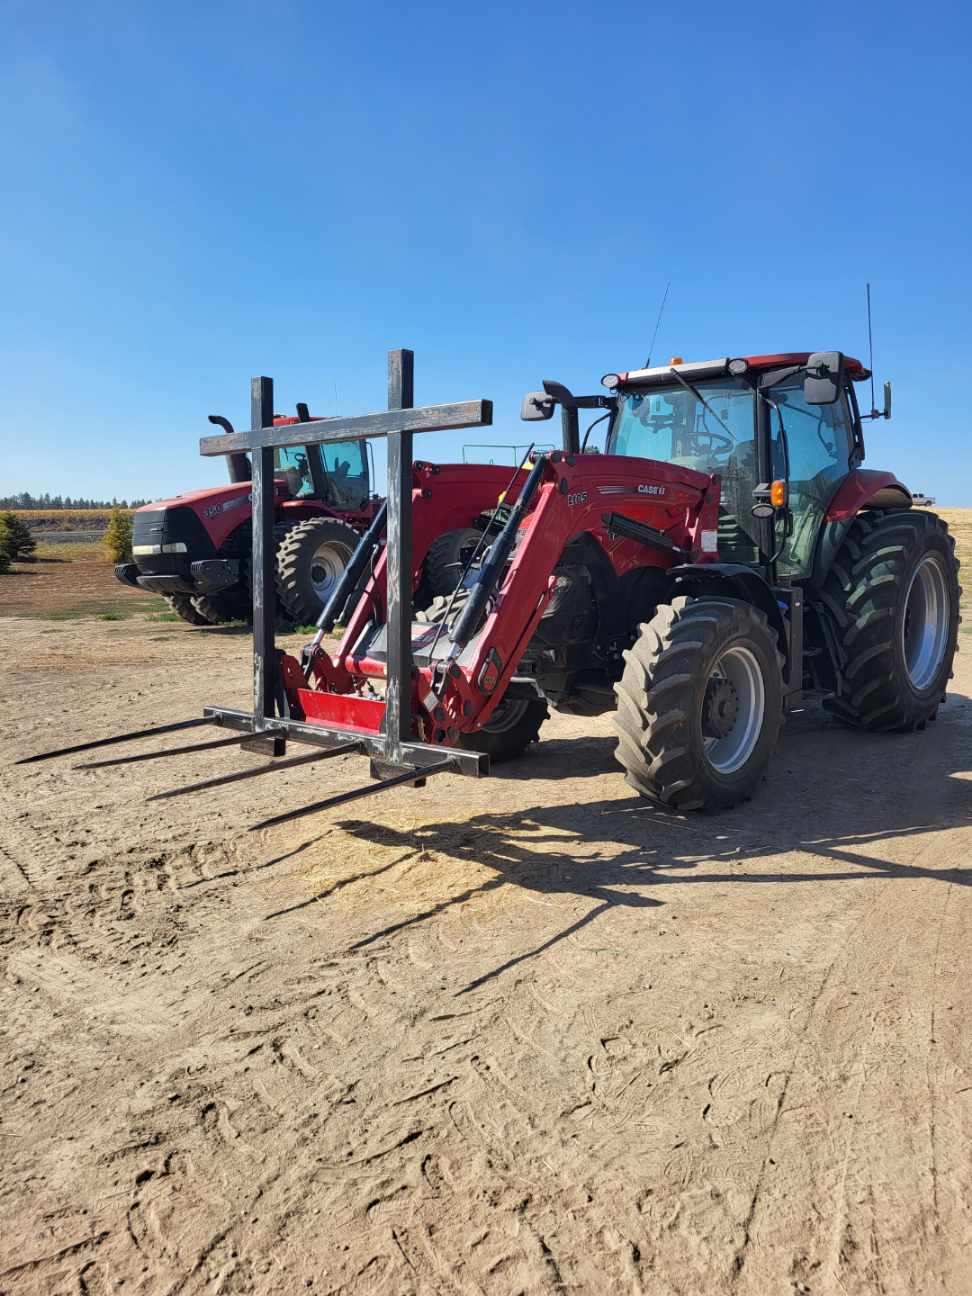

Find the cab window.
[
  {"left": 322, "top": 440, "right": 369, "bottom": 510},
  {"left": 274, "top": 447, "right": 315, "bottom": 498},
  {"left": 767, "top": 381, "right": 854, "bottom": 575}
]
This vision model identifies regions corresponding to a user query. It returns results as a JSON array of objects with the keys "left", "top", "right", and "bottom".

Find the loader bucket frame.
[
  {"left": 18, "top": 349, "right": 495, "bottom": 825},
  {"left": 198, "top": 349, "right": 495, "bottom": 799}
]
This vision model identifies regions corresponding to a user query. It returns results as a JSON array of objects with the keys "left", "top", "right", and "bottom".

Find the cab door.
[{"left": 764, "top": 378, "right": 856, "bottom": 577}]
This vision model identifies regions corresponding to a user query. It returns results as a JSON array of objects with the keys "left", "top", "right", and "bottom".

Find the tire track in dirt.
[
  {"left": 1, "top": 615, "right": 971, "bottom": 1293},
  {"left": 734, "top": 835, "right": 970, "bottom": 1296}
]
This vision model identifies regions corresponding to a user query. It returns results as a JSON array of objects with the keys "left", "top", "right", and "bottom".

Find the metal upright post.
[
  {"left": 250, "top": 376, "right": 276, "bottom": 732},
  {"left": 384, "top": 349, "right": 415, "bottom": 766}
]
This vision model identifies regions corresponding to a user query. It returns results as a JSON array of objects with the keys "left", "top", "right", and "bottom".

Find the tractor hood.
[
  {"left": 132, "top": 481, "right": 266, "bottom": 558},
  {"left": 134, "top": 480, "right": 254, "bottom": 516}
]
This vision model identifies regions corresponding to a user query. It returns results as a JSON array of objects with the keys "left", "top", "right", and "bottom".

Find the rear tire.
[
  {"left": 613, "top": 597, "right": 784, "bottom": 811},
  {"left": 821, "top": 509, "right": 960, "bottom": 730},
  {"left": 162, "top": 593, "right": 211, "bottom": 626},
  {"left": 275, "top": 518, "right": 360, "bottom": 625}
]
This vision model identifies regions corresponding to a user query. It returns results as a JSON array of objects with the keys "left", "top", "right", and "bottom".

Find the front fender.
[{"left": 668, "top": 563, "right": 788, "bottom": 660}]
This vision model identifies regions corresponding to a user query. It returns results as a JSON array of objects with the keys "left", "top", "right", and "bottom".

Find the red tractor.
[
  {"left": 115, "top": 409, "right": 379, "bottom": 626},
  {"left": 40, "top": 347, "right": 959, "bottom": 825},
  {"left": 269, "top": 348, "right": 960, "bottom": 813}
]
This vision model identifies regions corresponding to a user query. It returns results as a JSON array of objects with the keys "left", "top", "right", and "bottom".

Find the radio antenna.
[
  {"left": 866, "top": 282, "right": 876, "bottom": 414},
  {"left": 645, "top": 281, "right": 671, "bottom": 367}
]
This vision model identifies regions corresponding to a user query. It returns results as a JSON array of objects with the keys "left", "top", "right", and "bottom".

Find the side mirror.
[
  {"left": 804, "top": 351, "right": 845, "bottom": 405},
  {"left": 883, "top": 380, "right": 892, "bottom": 420},
  {"left": 520, "top": 391, "right": 555, "bottom": 421}
]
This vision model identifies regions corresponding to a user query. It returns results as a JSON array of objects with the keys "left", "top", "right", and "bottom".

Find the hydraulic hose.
[
  {"left": 303, "top": 500, "right": 387, "bottom": 671},
  {"left": 447, "top": 454, "right": 548, "bottom": 659}
]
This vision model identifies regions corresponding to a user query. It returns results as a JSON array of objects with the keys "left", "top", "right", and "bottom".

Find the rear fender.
[
  {"left": 824, "top": 469, "right": 912, "bottom": 522},
  {"left": 668, "top": 563, "right": 788, "bottom": 660},
  {"left": 811, "top": 469, "right": 912, "bottom": 590}
]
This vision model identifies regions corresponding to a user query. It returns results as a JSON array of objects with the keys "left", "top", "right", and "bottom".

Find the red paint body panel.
[
  {"left": 616, "top": 353, "right": 868, "bottom": 384},
  {"left": 825, "top": 469, "right": 912, "bottom": 521},
  {"left": 742, "top": 352, "right": 866, "bottom": 378},
  {"left": 297, "top": 690, "right": 386, "bottom": 733}
]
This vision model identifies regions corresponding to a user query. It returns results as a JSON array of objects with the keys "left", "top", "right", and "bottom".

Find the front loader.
[{"left": 21, "top": 346, "right": 960, "bottom": 821}]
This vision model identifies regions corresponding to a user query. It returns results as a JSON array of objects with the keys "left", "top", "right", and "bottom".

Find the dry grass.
[
  {"left": 938, "top": 508, "right": 972, "bottom": 585},
  {"left": 32, "top": 538, "right": 106, "bottom": 562},
  {"left": 8, "top": 508, "right": 126, "bottom": 534}
]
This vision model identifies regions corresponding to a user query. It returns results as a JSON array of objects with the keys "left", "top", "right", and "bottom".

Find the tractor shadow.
[{"left": 322, "top": 693, "right": 972, "bottom": 992}]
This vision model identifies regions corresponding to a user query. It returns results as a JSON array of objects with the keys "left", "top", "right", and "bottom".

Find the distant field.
[{"left": 7, "top": 508, "right": 125, "bottom": 535}]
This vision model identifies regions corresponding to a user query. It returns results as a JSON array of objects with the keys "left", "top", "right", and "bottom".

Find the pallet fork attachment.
[
  {"left": 75, "top": 733, "right": 247, "bottom": 770},
  {"left": 147, "top": 741, "right": 359, "bottom": 802},
  {"left": 14, "top": 349, "right": 494, "bottom": 827},
  {"left": 248, "top": 758, "right": 458, "bottom": 833},
  {"left": 14, "top": 717, "right": 212, "bottom": 765}
]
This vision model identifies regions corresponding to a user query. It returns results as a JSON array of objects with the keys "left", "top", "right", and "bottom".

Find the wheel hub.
[
  {"left": 902, "top": 553, "right": 950, "bottom": 691},
  {"left": 309, "top": 542, "right": 349, "bottom": 600},
  {"left": 703, "top": 676, "right": 738, "bottom": 739},
  {"left": 700, "top": 645, "right": 766, "bottom": 775}
]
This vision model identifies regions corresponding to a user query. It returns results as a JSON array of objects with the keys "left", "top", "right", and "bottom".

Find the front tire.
[
  {"left": 190, "top": 589, "right": 250, "bottom": 625},
  {"left": 461, "top": 694, "right": 548, "bottom": 762},
  {"left": 613, "top": 597, "right": 784, "bottom": 811},
  {"left": 821, "top": 510, "right": 960, "bottom": 730},
  {"left": 162, "top": 593, "right": 211, "bottom": 626}
]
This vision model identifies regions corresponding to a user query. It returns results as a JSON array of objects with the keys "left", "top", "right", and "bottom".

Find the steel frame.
[{"left": 199, "top": 349, "right": 494, "bottom": 778}]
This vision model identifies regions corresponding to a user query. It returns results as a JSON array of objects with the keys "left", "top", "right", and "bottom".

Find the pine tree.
[
  {"left": 103, "top": 507, "right": 133, "bottom": 563},
  {"left": 0, "top": 511, "right": 36, "bottom": 560}
]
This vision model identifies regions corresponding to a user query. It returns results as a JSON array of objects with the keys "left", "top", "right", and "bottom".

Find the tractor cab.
[
  {"left": 273, "top": 438, "right": 371, "bottom": 511},
  {"left": 529, "top": 352, "right": 894, "bottom": 581}
]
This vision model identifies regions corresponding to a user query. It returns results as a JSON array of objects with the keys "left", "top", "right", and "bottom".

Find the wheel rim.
[
  {"left": 902, "top": 553, "right": 950, "bottom": 691},
  {"left": 309, "top": 541, "right": 352, "bottom": 601},
  {"left": 701, "top": 645, "right": 765, "bottom": 775},
  {"left": 483, "top": 697, "right": 529, "bottom": 733}
]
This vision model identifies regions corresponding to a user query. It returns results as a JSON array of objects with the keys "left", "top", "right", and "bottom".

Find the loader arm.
[{"left": 293, "top": 452, "right": 720, "bottom": 746}]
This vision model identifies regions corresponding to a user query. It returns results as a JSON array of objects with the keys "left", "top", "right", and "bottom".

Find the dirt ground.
[
  {"left": 0, "top": 549, "right": 161, "bottom": 620},
  {"left": 1, "top": 605, "right": 971, "bottom": 1295}
]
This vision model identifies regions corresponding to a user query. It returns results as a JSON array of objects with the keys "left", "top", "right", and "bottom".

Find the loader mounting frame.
[{"left": 198, "top": 348, "right": 494, "bottom": 792}]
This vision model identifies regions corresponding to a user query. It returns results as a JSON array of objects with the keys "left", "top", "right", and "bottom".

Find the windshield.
[
  {"left": 609, "top": 377, "right": 761, "bottom": 562},
  {"left": 607, "top": 377, "right": 754, "bottom": 475},
  {"left": 274, "top": 446, "right": 315, "bottom": 498}
]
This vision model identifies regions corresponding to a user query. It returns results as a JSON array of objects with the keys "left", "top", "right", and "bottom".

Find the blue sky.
[{"left": 2, "top": 0, "right": 971, "bottom": 504}]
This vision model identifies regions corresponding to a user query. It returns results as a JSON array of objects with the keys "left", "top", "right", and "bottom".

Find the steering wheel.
[{"left": 691, "top": 428, "right": 735, "bottom": 456}]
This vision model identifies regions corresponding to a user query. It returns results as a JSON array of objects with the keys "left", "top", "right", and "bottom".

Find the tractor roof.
[{"left": 617, "top": 353, "right": 868, "bottom": 388}]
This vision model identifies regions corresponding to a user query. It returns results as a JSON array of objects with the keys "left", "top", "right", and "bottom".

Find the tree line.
[{"left": 0, "top": 491, "right": 149, "bottom": 510}]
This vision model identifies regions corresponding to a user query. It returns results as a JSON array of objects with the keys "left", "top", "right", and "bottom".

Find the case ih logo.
[{"left": 638, "top": 484, "right": 667, "bottom": 497}]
